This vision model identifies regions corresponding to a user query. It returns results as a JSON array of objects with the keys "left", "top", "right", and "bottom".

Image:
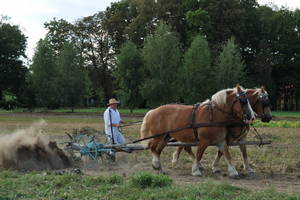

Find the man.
[{"left": 103, "top": 98, "right": 125, "bottom": 144}]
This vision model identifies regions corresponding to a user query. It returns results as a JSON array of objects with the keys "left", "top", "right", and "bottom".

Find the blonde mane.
[
  {"left": 211, "top": 86, "right": 245, "bottom": 106},
  {"left": 250, "top": 87, "right": 268, "bottom": 96}
]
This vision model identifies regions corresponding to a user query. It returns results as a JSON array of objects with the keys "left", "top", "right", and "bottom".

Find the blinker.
[{"left": 236, "top": 91, "right": 248, "bottom": 105}]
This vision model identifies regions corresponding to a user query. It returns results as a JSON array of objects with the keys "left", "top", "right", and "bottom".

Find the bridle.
[
  {"left": 214, "top": 90, "right": 252, "bottom": 122},
  {"left": 252, "top": 92, "right": 271, "bottom": 118}
]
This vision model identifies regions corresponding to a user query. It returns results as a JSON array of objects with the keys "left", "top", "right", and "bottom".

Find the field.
[{"left": 0, "top": 112, "right": 300, "bottom": 199}]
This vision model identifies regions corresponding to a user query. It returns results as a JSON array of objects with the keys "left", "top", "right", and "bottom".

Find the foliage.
[
  {"left": 141, "top": 22, "right": 182, "bottom": 107},
  {"left": 73, "top": 12, "right": 115, "bottom": 102},
  {"left": 57, "top": 42, "right": 90, "bottom": 112},
  {"left": 3, "top": 1, "right": 300, "bottom": 110},
  {"left": 115, "top": 41, "right": 144, "bottom": 111},
  {"left": 31, "top": 39, "right": 61, "bottom": 109},
  {"left": 0, "top": 18, "right": 28, "bottom": 105},
  {"left": 185, "top": 8, "right": 211, "bottom": 43},
  {"left": 129, "top": 171, "right": 173, "bottom": 188},
  {"left": 44, "top": 18, "right": 73, "bottom": 55},
  {"left": 45, "top": 14, "right": 114, "bottom": 104},
  {"left": 181, "top": 35, "right": 214, "bottom": 103},
  {"left": 214, "top": 37, "right": 246, "bottom": 88}
]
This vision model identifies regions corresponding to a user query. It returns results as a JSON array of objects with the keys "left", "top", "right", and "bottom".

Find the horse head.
[
  {"left": 232, "top": 84, "right": 256, "bottom": 124},
  {"left": 247, "top": 86, "right": 272, "bottom": 122},
  {"left": 212, "top": 84, "right": 256, "bottom": 124}
]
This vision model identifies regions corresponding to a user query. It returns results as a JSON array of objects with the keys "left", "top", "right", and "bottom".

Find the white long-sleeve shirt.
[{"left": 103, "top": 107, "right": 125, "bottom": 143}]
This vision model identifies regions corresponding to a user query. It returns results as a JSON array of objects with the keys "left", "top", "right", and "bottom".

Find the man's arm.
[{"left": 105, "top": 108, "right": 121, "bottom": 127}]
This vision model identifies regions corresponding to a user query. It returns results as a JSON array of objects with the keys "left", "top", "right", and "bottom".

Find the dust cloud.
[{"left": 0, "top": 120, "right": 70, "bottom": 171}]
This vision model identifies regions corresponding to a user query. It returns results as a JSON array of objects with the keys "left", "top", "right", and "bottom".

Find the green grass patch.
[
  {"left": 129, "top": 171, "right": 173, "bottom": 188},
  {"left": 0, "top": 170, "right": 299, "bottom": 200},
  {"left": 253, "top": 120, "right": 300, "bottom": 128},
  {"left": 1, "top": 108, "right": 300, "bottom": 118},
  {"left": 0, "top": 107, "right": 149, "bottom": 115},
  {"left": 272, "top": 111, "right": 300, "bottom": 118}
]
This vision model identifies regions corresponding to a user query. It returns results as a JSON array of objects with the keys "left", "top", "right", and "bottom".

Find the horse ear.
[{"left": 236, "top": 84, "right": 241, "bottom": 92}]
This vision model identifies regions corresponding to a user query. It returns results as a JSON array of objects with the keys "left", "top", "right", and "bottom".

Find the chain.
[{"left": 250, "top": 124, "right": 264, "bottom": 147}]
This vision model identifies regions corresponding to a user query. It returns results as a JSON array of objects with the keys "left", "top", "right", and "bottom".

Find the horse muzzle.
[
  {"left": 243, "top": 114, "right": 256, "bottom": 124},
  {"left": 261, "top": 114, "right": 272, "bottom": 122}
]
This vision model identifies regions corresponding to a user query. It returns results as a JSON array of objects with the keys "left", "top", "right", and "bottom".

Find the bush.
[{"left": 129, "top": 171, "right": 173, "bottom": 188}]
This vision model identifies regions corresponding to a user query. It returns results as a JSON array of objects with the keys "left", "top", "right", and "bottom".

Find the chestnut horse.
[
  {"left": 171, "top": 87, "right": 272, "bottom": 176},
  {"left": 140, "top": 85, "right": 256, "bottom": 177}
]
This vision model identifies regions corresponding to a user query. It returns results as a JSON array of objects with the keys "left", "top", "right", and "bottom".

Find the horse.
[
  {"left": 171, "top": 86, "right": 272, "bottom": 176},
  {"left": 140, "top": 85, "right": 256, "bottom": 177}
]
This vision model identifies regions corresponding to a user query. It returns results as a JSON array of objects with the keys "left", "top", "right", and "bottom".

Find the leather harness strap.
[
  {"left": 191, "top": 103, "right": 200, "bottom": 141},
  {"left": 207, "top": 101, "right": 213, "bottom": 121}
]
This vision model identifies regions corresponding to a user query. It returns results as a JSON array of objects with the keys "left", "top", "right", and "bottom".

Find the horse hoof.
[
  {"left": 160, "top": 171, "right": 167, "bottom": 175},
  {"left": 192, "top": 172, "right": 202, "bottom": 176},
  {"left": 247, "top": 171, "right": 255, "bottom": 177},
  {"left": 198, "top": 165, "right": 204, "bottom": 171},
  {"left": 152, "top": 166, "right": 162, "bottom": 171},
  {"left": 192, "top": 170, "right": 202, "bottom": 176},
  {"left": 229, "top": 174, "right": 240, "bottom": 179},
  {"left": 171, "top": 162, "right": 177, "bottom": 168},
  {"left": 212, "top": 168, "right": 221, "bottom": 174}
]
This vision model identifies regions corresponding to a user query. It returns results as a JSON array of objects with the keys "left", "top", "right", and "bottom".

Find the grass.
[
  {"left": 253, "top": 120, "right": 300, "bottom": 128},
  {"left": 0, "top": 170, "right": 299, "bottom": 200},
  {"left": 0, "top": 114, "right": 298, "bottom": 128},
  {"left": 0, "top": 107, "right": 149, "bottom": 115},
  {"left": 1, "top": 108, "right": 300, "bottom": 118},
  {"left": 272, "top": 111, "right": 300, "bottom": 118}
]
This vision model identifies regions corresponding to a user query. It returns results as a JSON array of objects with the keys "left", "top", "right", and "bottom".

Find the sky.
[{"left": 0, "top": 0, "right": 299, "bottom": 60}]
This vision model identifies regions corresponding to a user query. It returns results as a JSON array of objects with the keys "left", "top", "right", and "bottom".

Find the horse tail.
[{"left": 140, "top": 109, "right": 153, "bottom": 146}]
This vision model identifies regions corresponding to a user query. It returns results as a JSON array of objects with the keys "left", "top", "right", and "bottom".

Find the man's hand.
[{"left": 112, "top": 123, "right": 121, "bottom": 127}]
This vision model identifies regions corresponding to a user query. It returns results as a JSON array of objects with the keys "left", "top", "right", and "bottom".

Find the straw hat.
[{"left": 107, "top": 98, "right": 119, "bottom": 106}]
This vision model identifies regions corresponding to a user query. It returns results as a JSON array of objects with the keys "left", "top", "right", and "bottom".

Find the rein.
[{"left": 132, "top": 120, "right": 246, "bottom": 143}]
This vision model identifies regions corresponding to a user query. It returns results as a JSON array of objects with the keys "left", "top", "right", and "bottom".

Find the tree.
[
  {"left": 181, "top": 35, "right": 214, "bottom": 104},
  {"left": 44, "top": 18, "right": 74, "bottom": 55},
  {"left": 45, "top": 14, "right": 114, "bottom": 105},
  {"left": 115, "top": 41, "right": 144, "bottom": 111},
  {"left": 73, "top": 12, "right": 114, "bottom": 103},
  {"left": 185, "top": 8, "right": 211, "bottom": 44},
  {"left": 141, "top": 22, "right": 181, "bottom": 107},
  {"left": 103, "top": 0, "right": 137, "bottom": 51},
  {"left": 31, "top": 39, "right": 61, "bottom": 108},
  {"left": 215, "top": 37, "right": 246, "bottom": 89},
  {"left": 0, "top": 18, "right": 27, "bottom": 105},
  {"left": 57, "top": 42, "right": 89, "bottom": 112}
]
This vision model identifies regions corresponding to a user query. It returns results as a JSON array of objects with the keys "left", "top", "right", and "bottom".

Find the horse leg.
[
  {"left": 171, "top": 147, "right": 183, "bottom": 167},
  {"left": 218, "top": 142, "right": 239, "bottom": 178},
  {"left": 192, "top": 141, "right": 208, "bottom": 176},
  {"left": 150, "top": 137, "right": 168, "bottom": 174},
  {"left": 172, "top": 147, "right": 199, "bottom": 167},
  {"left": 239, "top": 144, "right": 254, "bottom": 175},
  {"left": 211, "top": 150, "right": 223, "bottom": 173}
]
